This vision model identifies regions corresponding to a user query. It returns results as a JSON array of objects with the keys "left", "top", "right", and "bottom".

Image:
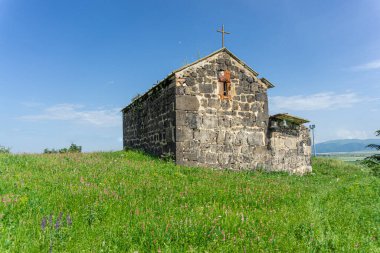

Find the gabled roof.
[
  {"left": 173, "top": 47, "right": 259, "bottom": 77},
  {"left": 270, "top": 113, "right": 310, "bottom": 125},
  {"left": 122, "top": 47, "right": 275, "bottom": 112}
]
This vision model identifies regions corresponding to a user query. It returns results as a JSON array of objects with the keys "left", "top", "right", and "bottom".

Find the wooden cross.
[{"left": 217, "top": 25, "right": 230, "bottom": 48}]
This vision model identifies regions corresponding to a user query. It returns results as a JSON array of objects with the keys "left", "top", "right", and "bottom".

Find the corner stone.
[{"left": 176, "top": 95, "right": 200, "bottom": 111}]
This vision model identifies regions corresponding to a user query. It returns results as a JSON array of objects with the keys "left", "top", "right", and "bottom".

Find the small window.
[{"left": 218, "top": 70, "right": 231, "bottom": 99}]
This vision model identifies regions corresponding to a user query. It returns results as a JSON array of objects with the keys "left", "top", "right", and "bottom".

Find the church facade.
[{"left": 122, "top": 48, "right": 312, "bottom": 174}]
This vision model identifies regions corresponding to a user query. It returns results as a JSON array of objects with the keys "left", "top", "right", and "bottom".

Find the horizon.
[{"left": 0, "top": 0, "right": 379, "bottom": 153}]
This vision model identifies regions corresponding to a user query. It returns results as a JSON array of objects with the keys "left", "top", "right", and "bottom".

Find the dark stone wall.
[
  {"left": 268, "top": 122, "right": 312, "bottom": 174},
  {"left": 174, "top": 51, "right": 271, "bottom": 170},
  {"left": 123, "top": 77, "right": 176, "bottom": 157}
]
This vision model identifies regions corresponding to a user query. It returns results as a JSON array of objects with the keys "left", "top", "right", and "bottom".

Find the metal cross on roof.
[{"left": 217, "top": 24, "right": 230, "bottom": 48}]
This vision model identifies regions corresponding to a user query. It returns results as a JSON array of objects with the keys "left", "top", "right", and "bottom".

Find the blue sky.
[{"left": 0, "top": 0, "right": 379, "bottom": 153}]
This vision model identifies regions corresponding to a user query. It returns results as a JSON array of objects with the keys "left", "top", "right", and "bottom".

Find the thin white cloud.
[
  {"left": 351, "top": 59, "right": 380, "bottom": 71},
  {"left": 335, "top": 129, "right": 372, "bottom": 140},
  {"left": 270, "top": 92, "right": 361, "bottom": 111},
  {"left": 19, "top": 104, "right": 121, "bottom": 127}
]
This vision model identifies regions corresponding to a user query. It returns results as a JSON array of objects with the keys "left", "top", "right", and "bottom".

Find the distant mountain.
[{"left": 316, "top": 139, "right": 380, "bottom": 153}]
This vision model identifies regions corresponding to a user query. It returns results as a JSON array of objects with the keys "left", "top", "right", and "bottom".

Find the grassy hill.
[{"left": 0, "top": 151, "right": 379, "bottom": 252}]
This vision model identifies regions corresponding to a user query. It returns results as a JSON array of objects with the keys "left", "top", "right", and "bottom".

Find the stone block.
[
  {"left": 240, "top": 103, "right": 250, "bottom": 111},
  {"left": 218, "top": 153, "right": 231, "bottom": 165},
  {"left": 232, "top": 101, "right": 239, "bottom": 111},
  {"left": 176, "top": 110, "right": 186, "bottom": 126},
  {"left": 176, "top": 95, "right": 200, "bottom": 111},
  {"left": 221, "top": 100, "right": 231, "bottom": 110},
  {"left": 176, "top": 127, "right": 193, "bottom": 142},
  {"left": 216, "top": 58, "right": 225, "bottom": 64},
  {"left": 208, "top": 99, "right": 220, "bottom": 109},
  {"left": 241, "top": 80, "right": 249, "bottom": 88},
  {"left": 200, "top": 143, "right": 217, "bottom": 153},
  {"left": 238, "top": 112, "right": 250, "bottom": 118},
  {"left": 199, "top": 83, "right": 214, "bottom": 93},
  {"left": 235, "top": 86, "right": 243, "bottom": 95},
  {"left": 176, "top": 141, "right": 187, "bottom": 151},
  {"left": 241, "top": 146, "right": 252, "bottom": 154},
  {"left": 194, "top": 129, "right": 217, "bottom": 143},
  {"left": 205, "top": 108, "right": 217, "bottom": 115},
  {"left": 234, "top": 131, "right": 248, "bottom": 146},
  {"left": 202, "top": 116, "right": 217, "bottom": 129},
  {"left": 183, "top": 150, "right": 198, "bottom": 161},
  {"left": 246, "top": 95, "right": 255, "bottom": 103},
  {"left": 205, "top": 153, "right": 218, "bottom": 164},
  {"left": 256, "top": 93, "right": 266, "bottom": 102},
  {"left": 218, "top": 63, "right": 227, "bottom": 70},
  {"left": 250, "top": 84, "right": 258, "bottom": 93},
  {"left": 190, "top": 85, "right": 199, "bottom": 93},
  {"left": 185, "top": 77, "right": 195, "bottom": 86},
  {"left": 250, "top": 103, "right": 261, "bottom": 112},
  {"left": 230, "top": 117, "right": 242, "bottom": 127},
  {"left": 176, "top": 86, "right": 186, "bottom": 95},
  {"left": 218, "top": 116, "right": 231, "bottom": 128},
  {"left": 263, "top": 101, "right": 269, "bottom": 117},
  {"left": 197, "top": 69, "right": 206, "bottom": 77},
  {"left": 285, "top": 138, "right": 296, "bottom": 149},
  {"left": 242, "top": 116, "right": 256, "bottom": 126},
  {"left": 200, "top": 98, "right": 208, "bottom": 107},
  {"left": 224, "top": 144, "right": 234, "bottom": 153},
  {"left": 207, "top": 70, "right": 216, "bottom": 76},
  {"left": 224, "top": 132, "right": 235, "bottom": 145},
  {"left": 217, "top": 130, "right": 225, "bottom": 144},
  {"left": 247, "top": 132, "right": 264, "bottom": 146},
  {"left": 186, "top": 113, "right": 202, "bottom": 129}
]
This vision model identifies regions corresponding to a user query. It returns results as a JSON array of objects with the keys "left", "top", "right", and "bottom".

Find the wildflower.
[
  {"left": 49, "top": 214, "right": 53, "bottom": 227},
  {"left": 55, "top": 219, "right": 60, "bottom": 230},
  {"left": 41, "top": 216, "right": 47, "bottom": 231},
  {"left": 55, "top": 212, "right": 63, "bottom": 230},
  {"left": 66, "top": 214, "right": 72, "bottom": 226}
]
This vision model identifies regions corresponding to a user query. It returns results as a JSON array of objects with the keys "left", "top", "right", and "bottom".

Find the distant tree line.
[{"left": 44, "top": 143, "right": 82, "bottom": 154}]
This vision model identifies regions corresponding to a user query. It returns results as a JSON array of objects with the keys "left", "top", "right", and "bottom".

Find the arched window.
[{"left": 218, "top": 70, "right": 231, "bottom": 99}]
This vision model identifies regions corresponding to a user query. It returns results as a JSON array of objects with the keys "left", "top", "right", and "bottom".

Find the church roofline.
[
  {"left": 260, "top": 78, "right": 275, "bottom": 89},
  {"left": 270, "top": 113, "right": 310, "bottom": 125},
  {"left": 172, "top": 47, "right": 259, "bottom": 77},
  {"left": 121, "top": 73, "right": 175, "bottom": 112},
  {"left": 122, "top": 47, "right": 275, "bottom": 112}
]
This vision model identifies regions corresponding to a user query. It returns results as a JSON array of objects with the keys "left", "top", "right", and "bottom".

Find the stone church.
[{"left": 122, "top": 48, "right": 312, "bottom": 173}]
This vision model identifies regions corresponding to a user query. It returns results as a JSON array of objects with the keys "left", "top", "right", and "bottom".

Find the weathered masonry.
[{"left": 122, "top": 48, "right": 312, "bottom": 174}]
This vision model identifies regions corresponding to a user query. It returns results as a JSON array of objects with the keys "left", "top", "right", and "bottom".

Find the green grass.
[{"left": 0, "top": 151, "right": 379, "bottom": 252}]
